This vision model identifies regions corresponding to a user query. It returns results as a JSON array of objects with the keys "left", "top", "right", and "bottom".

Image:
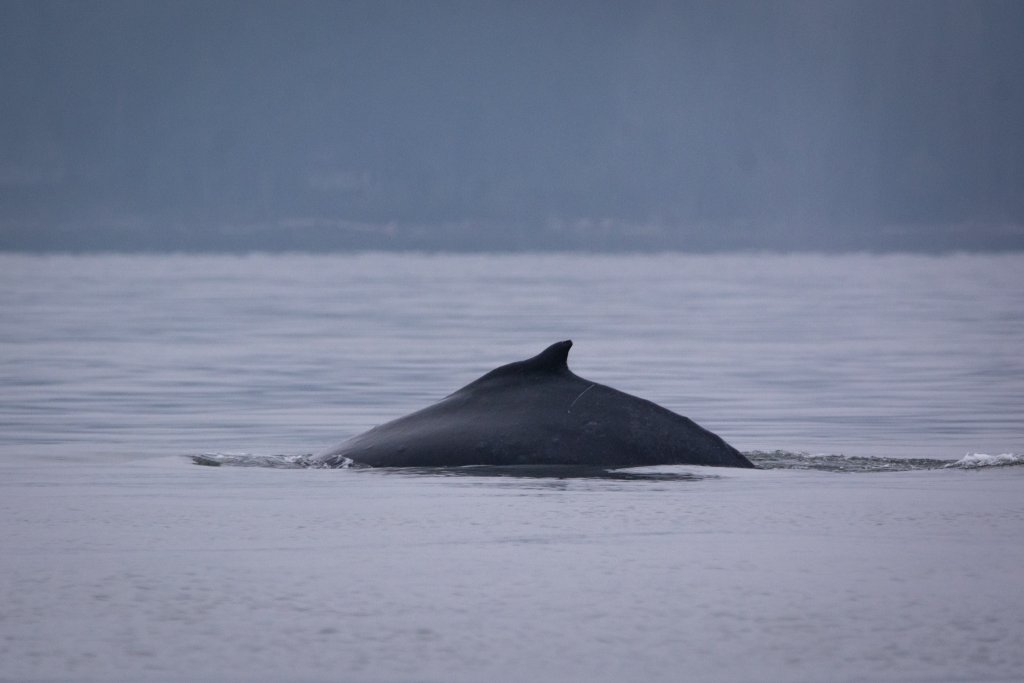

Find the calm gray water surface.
[{"left": 1, "top": 252, "right": 1021, "bottom": 461}]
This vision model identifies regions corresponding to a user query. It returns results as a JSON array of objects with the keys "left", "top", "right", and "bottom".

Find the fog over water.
[{"left": 2, "top": 0, "right": 1023, "bottom": 252}]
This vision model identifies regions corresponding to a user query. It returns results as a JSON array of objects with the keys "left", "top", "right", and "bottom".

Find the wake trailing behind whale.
[{"left": 317, "top": 340, "right": 754, "bottom": 469}]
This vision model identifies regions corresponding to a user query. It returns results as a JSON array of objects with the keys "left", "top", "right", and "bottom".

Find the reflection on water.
[{"left": 378, "top": 465, "right": 709, "bottom": 481}]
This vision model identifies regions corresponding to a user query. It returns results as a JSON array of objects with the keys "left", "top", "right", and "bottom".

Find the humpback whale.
[{"left": 319, "top": 340, "right": 754, "bottom": 469}]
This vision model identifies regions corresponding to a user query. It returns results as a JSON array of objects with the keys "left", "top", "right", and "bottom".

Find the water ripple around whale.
[{"left": 190, "top": 450, "right": 1023, "bottom": 475}]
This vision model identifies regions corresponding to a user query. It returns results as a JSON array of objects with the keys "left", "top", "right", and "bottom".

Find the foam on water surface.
[
  {"left": 190, "top": 449, "right": 1024, "bottom": 475},
  {"left": 947, "top": 452, "right": 1024, "bottom": 469}
]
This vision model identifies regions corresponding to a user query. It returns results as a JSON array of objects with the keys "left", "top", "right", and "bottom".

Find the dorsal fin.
[
  {"left": 524, "top": 340, "right": 573, "bottom": 372},
  {"left": 460, "top": 340, "right": 574, "bottom": 390}
]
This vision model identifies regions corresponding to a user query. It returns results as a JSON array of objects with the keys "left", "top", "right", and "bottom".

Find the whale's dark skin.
[{"left": 319, "top": 340, "right": 755, "bottom": 469}]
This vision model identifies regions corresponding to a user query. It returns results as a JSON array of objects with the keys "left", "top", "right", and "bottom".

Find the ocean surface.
[{"left": 1, "top": 252, "right": 1023, "bottom": 682}]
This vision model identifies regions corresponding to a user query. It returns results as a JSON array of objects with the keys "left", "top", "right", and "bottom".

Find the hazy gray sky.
[{"left": 2, "top": 0, "right": 1022, "bottom": 251}]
